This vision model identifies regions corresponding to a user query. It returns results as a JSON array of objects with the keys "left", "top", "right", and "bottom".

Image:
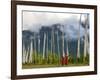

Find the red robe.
[
  {"left": 65, "top": 55, "right": 68, "bottom": 65},
  {"left": 61, "top": 54, "right": 68, "bottom": 65}
]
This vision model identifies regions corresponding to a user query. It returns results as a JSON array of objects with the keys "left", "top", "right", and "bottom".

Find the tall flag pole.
[
  {"left": 29, "top": 37, "right": 33, "bottom": 63},
  {"left": 43, "top": 33, "right": 46, "bottom": 59},
  {"left": 84, "top": 14, "right": 89, "bottom": 60},
  {"left": 22, "top": 42, "right": 26, "bottom": 64},
  {"left": 77, "top": 14, "right": 82, "bottom": 60},
  {"left": 56, "top": 26, "right": 60, "bottom": 65}
]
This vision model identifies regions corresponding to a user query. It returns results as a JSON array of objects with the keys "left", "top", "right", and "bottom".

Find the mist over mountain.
[
  {"left": 23, "top": 11, "right": 86, "bottom": 38},
  {"left": 22, "top": 12, "right": 90, "bottom": 58},
  {"left": 22, "top": 23, "right": 84, "bottom": 59}
]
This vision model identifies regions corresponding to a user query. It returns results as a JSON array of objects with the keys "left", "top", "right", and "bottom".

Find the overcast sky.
[{"left": 22, "top": 11, "right": 89, "bottom": 39}]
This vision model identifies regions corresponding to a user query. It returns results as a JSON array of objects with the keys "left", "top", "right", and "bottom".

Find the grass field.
[
  {"left": 22, "top": 62, "right": 89, "bottom": 69},
  {"left": 22, "top": 52, "right": 89, "bottom": 69}
]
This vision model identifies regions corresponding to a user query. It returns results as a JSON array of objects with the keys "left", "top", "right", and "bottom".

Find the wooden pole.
[
  {"left": 84, "top": 14, "right": 88, "bottom": 61},
  {"left": 77, "top": 14, "right": 82, "bottom": 60},
  {"left": 29, "top": 38, "right": 33, "bottom": 63},
  {"left": 43, "top": 33, "right": 46, "bottom": 59},
  {"left": 22, "top": 43, "right": 26, "bottom": 64}
]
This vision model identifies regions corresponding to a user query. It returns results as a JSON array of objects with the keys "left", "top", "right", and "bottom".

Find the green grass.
[
  {"left": 22, "top": 52, "right": 89, "bottom": 69},
  {"left": 22, "top": 63, "right": 89, "bottom": 69}
]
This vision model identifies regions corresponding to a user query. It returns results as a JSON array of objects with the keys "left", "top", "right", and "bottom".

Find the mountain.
[{"left": 22, "top": 23, "right": 84, "bottom": 59}]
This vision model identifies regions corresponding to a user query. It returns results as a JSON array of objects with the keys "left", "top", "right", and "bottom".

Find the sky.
[{"left": 22, "top": 11, "right": 89, "bottom": 39}]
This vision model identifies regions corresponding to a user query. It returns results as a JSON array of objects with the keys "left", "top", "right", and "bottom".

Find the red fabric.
[
  {"left": 61, "top": 54, "right": 68, "bottom": 65},
  {"left": 65, "top": 55, "right": 68, "bottom": 65}
]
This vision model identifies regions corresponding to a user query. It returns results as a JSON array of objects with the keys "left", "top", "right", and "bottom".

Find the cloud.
[
  {"left": 23, "top": 11, "right": 89, "bottom": 39},
  {"left": 23, "top": 11, "right": 80, "bottom": 30}
]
